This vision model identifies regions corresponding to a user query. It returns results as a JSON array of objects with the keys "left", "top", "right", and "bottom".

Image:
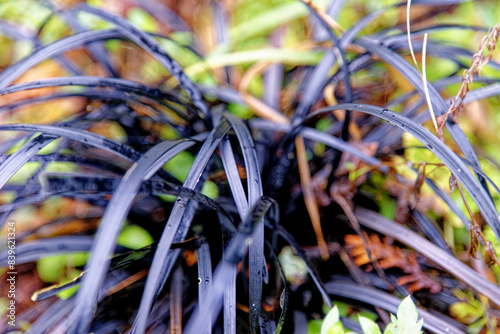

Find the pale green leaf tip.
[
  {"left": 359, "top": 316, "right": 382, "bottom": 334},
  {"left": 321, "top": 306, "right": 340, "bottom": 334}
]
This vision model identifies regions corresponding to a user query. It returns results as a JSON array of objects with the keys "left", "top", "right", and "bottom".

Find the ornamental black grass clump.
[{"left": 0, "top": 1, "right": 500, "bottom": 333}]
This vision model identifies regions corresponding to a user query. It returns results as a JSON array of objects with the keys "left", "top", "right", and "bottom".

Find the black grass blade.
[
  {"left": 184, "top": 196, "right": 277, "bottom": 334},
  {"left": 252, "top": 118, "right": 472, "bottom": 230},
  {"left": 43, "top": 174, "right": 234, "bottom": 226},
  {"left": 412, "top": 210, "right": 453, "bottom": 254},
  {"left": 67, "top": 138, "right": 199, "bottom": 333},
  {"left": 0, "top": 134, "right": 56, "bottom": 191},
  {"left": 132, "top": 119, "right": 231, "bottom": 334},
  {"left": 71, "top": 5, "right": 210, "bottom": 119},
  {"left": 196, "top": 236, "right": 213, "bottom": 334},
  {"left": 0, "top": 123, "right": 140, "bottom": 160},
  {"left": 0, "top": 76, "right": 191, "bottom": 107},
  {"left": 225, "top": 113, "right": 266, "bottom": 332},
  {"left": 136, "top": 0, "right": 190, "bottom": 32},
  {"left": 0, "top": 29, "right": 122, "bottom": 89}
]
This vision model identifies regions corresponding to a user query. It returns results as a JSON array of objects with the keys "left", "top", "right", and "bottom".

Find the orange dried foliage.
[
  {"left": 183, "top": 249, "right": 197, "bottom": 267},
  {"left": 0, "top": 61, "right": 86, "bottom": 124},
  {"left": 208, "top": 165, "right": 247, "bottom": 183},
  {"left": 23, "top": 218, "right": 99, "bottom": 241},
  {"left": 0, "top": 64, "right": 58, "bottom": 111},
  {"left": 5, "top": 198, "right": 97, "bottom": 238},
  {"left": 345, "top": 233, "right": 441, "bottom": 293}
]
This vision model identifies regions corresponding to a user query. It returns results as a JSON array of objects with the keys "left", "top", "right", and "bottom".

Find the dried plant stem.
[
  {"left": 437, "top": 24, "right": 500, "bottom": 136},
  {"left": 296, "top": 135, "right": 329, "bottom": 260},
  {"left": 299, "top": 0, "right": 344, "bottom": 33},
  {"left": 421, "top": 33, "right": 439, "bottom": 135},
  {"left": 406, "top": 0, "right": 418, "bottom": 69},
  {"left": 407, "top": 1, "right": 438, "bottom": 134},
  {"left": 456, "top": 182, "right": 500, "bottom": 268},
  {"left": 171, "top": 268, "right": 183, "bottom": 334},
  {"left": 239, "top": 62, "right": 290, "bottom": 125}
]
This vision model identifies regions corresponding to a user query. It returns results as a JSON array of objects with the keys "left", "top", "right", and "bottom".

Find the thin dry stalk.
[
  {"left": 407, "top": 1, "right": 438, "bottom": 134},
  {"left": 437, "top": 24, "right": 500, "bottom": 136},
  {"left": 295, "top": 135, "right": 330, "bottom": 260},
  {"left": 299, "top": 0, "right": 344, "bottom": 33},
  {"left": 238, "top": 62, "right": 290, "bottom": 125}
]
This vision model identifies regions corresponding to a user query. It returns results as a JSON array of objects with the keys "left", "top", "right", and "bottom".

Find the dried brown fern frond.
[{"left": 345, "top": 234, "right": 441, "bottom": 293}]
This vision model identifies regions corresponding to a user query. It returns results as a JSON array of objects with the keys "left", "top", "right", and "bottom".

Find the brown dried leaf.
[
  {"left": 345, "top": 234, "right": 442, "bottom": 293},
  {"left": 385, "top": 179, "right": 448, "bottom": 219},
  {"left": 468, "top": 225, "right": 480, "bottom": 258},
  {"left": 335, "top": 141, "right": 379, "bottom": 177},
  {"left": 395, "top": 195, "right": 411, "bottom": 224},
  {"left": 412, "top": 162, "right": 426, "bottom": 210},
  {"left": 485, "top": 242, "right": 498, "bottom": 268},
  {"left": 449, "top": 174, "right": 458, "bottom": 194}
]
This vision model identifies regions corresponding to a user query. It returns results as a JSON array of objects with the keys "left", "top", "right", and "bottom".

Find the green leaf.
[
  {"left": 278, "top": 246, "right": 308, "bottom": 286},
  {"left": 396, "top": 296, "right": 423, "bottom": 334},
  {"left": 127, "top": 7, "right": 158, "bottom": 32},
  {"left": 9, "top": 162, "right": 40, "bottom": 185},
  {"left": 326, "top": 321, "right": 344, "bottom": 334},
  {"left": 164, "top": 151, "right": 194, "bottom": 182},
  {"left": 66, "top": 252, "right": 89, "bottom": 267},
  {"left": 333, "top": 301, "right": 349, "bottom": 318},
  {"left": 359, "top": 316, "right": 382, "bottom": 334},
  {"left": 201, "top": 180, "right": 219, "bottom": 199},
  {"left": 449, "top": 300, "right": 484, "bottom": 324},
  {"left": 321, "top": 306, "right": 344, "bottom": 334},
  {"left": 56, "top": 269, "right": 82, "bottom": 300},
  {"left": 308, "top": 319, "right": 323, "bottom": 334},
  {"left": 117, "top": 224, "right": 154, "bottom": 250},
  {"left": 37, "top": 255, "right": 66, "bottom": 283}
]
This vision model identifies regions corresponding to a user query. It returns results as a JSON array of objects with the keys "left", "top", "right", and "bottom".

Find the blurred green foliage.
[
  {"left": 36, "top": 252, "right": 88, "bottom": 299},
  {"left": 117, "top": 224, "right": 154, "bottom": 249}
]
